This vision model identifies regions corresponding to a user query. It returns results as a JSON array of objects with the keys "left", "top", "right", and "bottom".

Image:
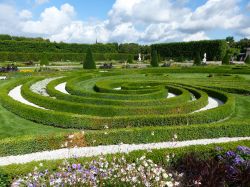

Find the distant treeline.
[{"left": 0, "top": 34, "right": 249, "bottom": 62}]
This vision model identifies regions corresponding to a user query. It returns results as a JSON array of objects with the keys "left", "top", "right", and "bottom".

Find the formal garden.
[{"left": 0, "top": 36, "right": 249, "bottom": 186}]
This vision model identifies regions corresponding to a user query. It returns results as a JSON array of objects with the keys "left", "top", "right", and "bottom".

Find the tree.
[
  {"left": 151, "top": 50, "right": 159, "bottom": 67},
  {"left": 222, "top": 51, "right": 230, "bottom": 65},
  {"left": 127, "top": 55, "right": 133, "bottom": 64},
  {"left": 40, "top": 53, "right": 49, "bottom": 66},
  {"left": 83, "top": 48, "right": 96, "bottom": 69},
  {"left": 226, "top": 36, "right": 235, "bottom": 47},
  {"left": 245, "top": 55, "right": 250, "bottom": 64},
  {"left": 193, "top": 51, "right": 201, "bottom": 65}
]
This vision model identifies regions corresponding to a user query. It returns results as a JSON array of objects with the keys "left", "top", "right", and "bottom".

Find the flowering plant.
[{"left": 13, "top": 155, "right": 180, "bottom": 187}]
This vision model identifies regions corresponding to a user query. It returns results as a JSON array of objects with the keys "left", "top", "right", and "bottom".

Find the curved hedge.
[{"left": 0, "top": 73, "right": 235, "bottom": 130}]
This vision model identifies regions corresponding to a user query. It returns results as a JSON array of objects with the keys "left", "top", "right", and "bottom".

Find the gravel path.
[
  {"left": 167, "top": 93, "right": 176, "bottom": 98},
  {"left": 55, "top": 82, "right": 69, "bottom": 94},
  {"left": 193, "top": 97, "right": 223, "bottom": 113},
  {"left": 8, "top": 85, "right": 47, "bottom": 110},
  {"left": 31, "top": 77, "right": 61, "bottom": 96},
  {"left": 0, "top": 137, "right": 249, "bottom": 166}
]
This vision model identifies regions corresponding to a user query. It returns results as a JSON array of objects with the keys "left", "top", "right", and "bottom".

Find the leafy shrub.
[
  {"left": 245, "top": 55, "right": 250, "bottom": 64},
  {"left": 83, "top": 48, "right": 96, "bottom": 69},
  {"left": 40, "top": 53, "right": 49, "bottom": 66},
  {"left": 0, "top": 170, "right": 11, "bottom": 187},
  {"left": 151, "top": 50, "right": 159, "bottom": 67},
  {"left": 152, "top": 40, "right": 228, "bottom": 61},
  {"left": 193, "top": 51, "right": 201, "bottom": 65},
  {"left": 222, "top": 51, "right": 230, "bottom": 65},
  {"left": 175, "top": 146, "right": 250, "bottom": 186}
]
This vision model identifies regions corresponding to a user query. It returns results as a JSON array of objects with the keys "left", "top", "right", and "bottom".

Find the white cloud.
[
  {"left": 0, "top": 0, "right": 250, "bottom": 43},
  {"left": 35, "top": 0, "right": 49, "bottom": 5},
  {"left": 183, "top": 31, "right": 209, "bottom": 42},
  {"left": 19, "top": 10, "right": 32, "bottom": 20},
  {"left": 21, "top": 4, "right": 75, "bottom": 35}
]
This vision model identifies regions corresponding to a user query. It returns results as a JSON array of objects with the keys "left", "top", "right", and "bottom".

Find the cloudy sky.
[{"left": 0, "top": 0, "right": 250, "bottom": 44}]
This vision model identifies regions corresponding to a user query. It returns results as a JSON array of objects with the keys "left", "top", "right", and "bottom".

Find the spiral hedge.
[{"left": 0, "top": 71, "right": 235, "bottom": 130}]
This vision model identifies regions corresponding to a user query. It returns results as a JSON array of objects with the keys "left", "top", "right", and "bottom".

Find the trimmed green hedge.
[
  {"left": 0, "top": 52, "right": 134, "bottom": 62},
  {"left": 151, "top": 40, "right": 228, "bottom": 61},
  {"left": 47, "top": 77, "right": 191, "bottom": 107},
  {"left": 0, "top": 41, "right": 118, "bottom": 53},
  {"left": 0, "top": 77, "right": 234, "bottom": 130}
]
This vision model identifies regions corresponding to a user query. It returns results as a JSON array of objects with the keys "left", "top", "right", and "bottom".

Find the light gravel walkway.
[
  {"left": 55, "top": 82, "right": 69, "bottom": 95},
  {"left": 167, "top": 93, "right": 176, "bottom": 98},
  {"left": 8, "top": 85, "right": 47, "bottom": 110},
  {"left": 31, "top": 77, "right": 61, "bottom": 96},
  {"left": 193, "top": 97, "right": 223, "bottom": 113},
  {"left": 0, "top": 137, "right": 249, "bottom": 166}
]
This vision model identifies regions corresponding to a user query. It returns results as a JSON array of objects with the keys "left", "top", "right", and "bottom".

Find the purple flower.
[
  {"left": 226, "top": 151, "right": 236, "bottom": 158},
  {"left": 237, "top": 146, "right": 250, "bottom": 155},
  {"left": 72, "top": 164, "right": 77, "bottom": 169},
  {"left": 233, "top": 155, "right": 244, "bottom": 165},
  {"left": 77, "top": 163, "right": 81, "bottom": 170}
]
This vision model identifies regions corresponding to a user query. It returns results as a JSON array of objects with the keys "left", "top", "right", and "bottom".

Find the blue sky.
[{"left": 0, "top": 0, "right": 250, "bottom": 43}]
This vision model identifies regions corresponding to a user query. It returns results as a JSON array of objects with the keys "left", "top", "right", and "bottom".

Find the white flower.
[
  {"left": 39, "top": 163, "right": 43, "bottom": 167},
  {"left": 163, "top": 173, "right": 169, "bottom": 179},
  {"left": 151, "top": 131, "right": 155, "bottom": 136},
  {"left": 173, "top": 134, "right": 178, "bottom": 139},
  {"left": 104, "top": 125, "right": 109, "bottom": 129},
  {"left": 166, "top": 181, "right": 173, "bottom": 187},
  {"left": 68, "top": 134, "right": 74, "bottom": 139}
]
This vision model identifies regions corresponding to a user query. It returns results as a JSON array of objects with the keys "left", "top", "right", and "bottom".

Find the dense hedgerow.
[
  {"left": 0, "top": 52, "right": 134, "bottom": 62},
  {"left": 151, "top": 40, "right": 228, "bottom": 61},
  {"left": 0, "top": 40, "right": 118, "bottom": 53}
]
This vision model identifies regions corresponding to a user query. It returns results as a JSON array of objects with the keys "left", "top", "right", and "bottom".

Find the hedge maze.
[
  {"left": 0, "top": 68, "right": 250, "bottom": 157},
  {"left": 0, "top": 71, "right": 236, "bottom": 130}
]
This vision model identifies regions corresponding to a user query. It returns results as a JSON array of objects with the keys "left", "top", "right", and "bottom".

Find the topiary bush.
[
  {"left": 40, "top": 53, "right": 49, "bottom": 66},
  {"left": 83, "top": 48, "right": 96, "bottom": 69},
  {"left": 222, "top": 51, "right": 230, "bottom": 65},
  {"left": 151, "top": 50, "right": 159, "bottom": 67},
  {"left": 245, "top": 55, "right": 250, "bottom": 64},
  {"left": 193, "top": 51, "right": 201, "bottom": 65}
]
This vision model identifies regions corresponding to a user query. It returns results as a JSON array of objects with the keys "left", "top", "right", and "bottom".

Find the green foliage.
[
  {"left": 118, "top": 43, "right": 139, "bottom": 54},
  {"left": 0, "top": 40, "right": 118, "bottom": 53},
  {"left": 151, "top": 50, "right": 159, "bottom": 67},
  {"left": 83, "top": 48, "right": 96, "bottom": 69},
  {"left": 0, "top": 52, "right": 134, "bottom": 62},
  {"left": 40, "top": 53, "right": 49, "bottom": 66},
  {"left": 0, "top": 171, "right": 11, "bottom": 187},
  {"left": 245, "top": 55, "right": 250, "bottom": 64},
  {"left": 152, "top": 40, "right": 228, "bottom": 61},
  {"left": 127, "top": 55, "right": 133, "bottom": 64},
  {"left": 222, "top": 51, "right": 230, "bottom": 65},
  {"left": 193, "top": 51, "right": 201, "bottom": 65}
]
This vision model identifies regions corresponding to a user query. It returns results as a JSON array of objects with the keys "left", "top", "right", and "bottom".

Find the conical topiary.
[
  {"left": 40, "top": 53, "right": 49, "bottom": 66},
  {"left": 245, "top": 55, "right": 250, "bottom": 64},
  {"left": 193, "top": 51, "right": 201, "bottom": 65},
  {"left": 127, "top": 55, "right": 133, "bottom": 64},
  {"left": 151, "top": 50, "right": 159, "bottom": 67},
  {"left": 83, "top": 48, "right": 96, "bottom": 69},
  {"left": 222, "top": 51, "right": 230, "bottom": 65}
]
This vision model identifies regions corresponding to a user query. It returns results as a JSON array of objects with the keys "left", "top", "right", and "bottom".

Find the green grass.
[{"left": 0, "top": 80, "right": 72, "bottom": 139}]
